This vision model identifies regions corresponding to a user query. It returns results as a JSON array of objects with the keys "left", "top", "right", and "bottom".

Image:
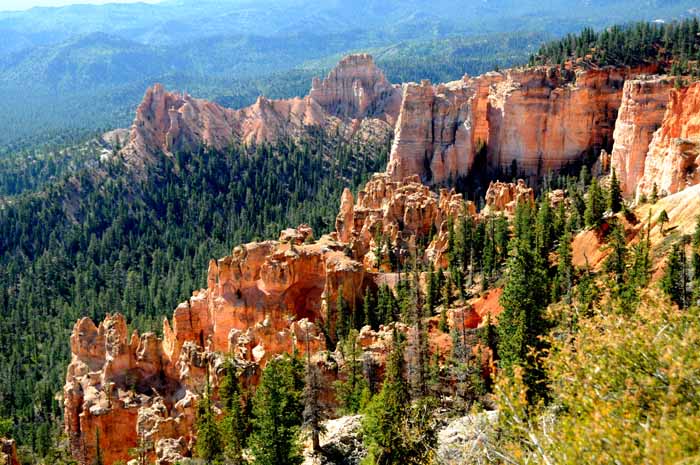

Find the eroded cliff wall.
[
  {"left": 610, "top": 76, "right": 673, "bottom": 196},
  {"left": 122, "top": 54, "right": 400, "bottom": 170},
  {"left": 637, "top": 81, "right": 700, "bottom": 197}
]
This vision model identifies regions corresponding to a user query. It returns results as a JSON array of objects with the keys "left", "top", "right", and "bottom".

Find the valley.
[{"left": 0, "top": 6, "right": 700, "bottom": 465}]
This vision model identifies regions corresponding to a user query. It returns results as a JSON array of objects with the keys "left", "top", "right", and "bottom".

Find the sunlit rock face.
[
  {"left": 637, "top": 81, "right": 700, "bottom": 198},
  {"left": 121, "top": 54, "right": 399, "bottom": 171},
  {"left": 387, "top": 66, "right": 658, "bottom": 186},
  {"left": 610, "top": 76, "right": 673, "bottom": 196},
  {"left": 64, "top": 167, "right": 488, "bottom": 464},
  {"left": 309, "top": 53, "right": 402, "bottom": 123}
]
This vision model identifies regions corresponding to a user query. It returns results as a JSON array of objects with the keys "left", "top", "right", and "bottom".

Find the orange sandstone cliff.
[
  {"left": 386, "top": 66, "right": 655, "bottom": 185},
  {"left": 121, "top": 54, "right": 400, "bottom": 170},
  {"left": 610, "top": 76, "right": 673, "bottom": 196},
  {"left": 637, "top": 81, "right": 700, "bottom": 198},
  {"left": 65, "top": 50, "right": 700, "bottom": 464}
]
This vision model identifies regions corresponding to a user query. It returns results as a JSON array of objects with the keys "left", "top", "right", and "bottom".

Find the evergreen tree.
[
  {"left": 302, "top": 359, "right": 326, "bottom": 452},
  {"left": 362, "top": 331, "right": 435, "bottom": 465},
  {"left": 497, "top": 233, "right": 549, "bottom": 401},
  {"left": 608, "top": 168, "right": 622, "bottom": 213},
  {"left": 692, "top": 217, "right": 700, "bottom": 306},
  {"left": 584, "top": 177, "right": 605, "bottom": 228},
  {"left": 657, "top": 209, "right": 669, "bottom": 235},
  {"left": 334, "top": 329, "right": 369, "bottom": 414},
  {"left": 195, "top": 370, "right": 223, "bottom": 464},
  {"left": 335, "top": 290, "right": 350, "bottom": 343},
  {"left": 604, "top": 221, "right": 627, "bottom": 287},
  {"left": 219, "top": 360, "right": 246, "bottom": 465},
  {"left": 494, "top": 214, "right": 510, "bottom": 264},
  {"left": 535, "top": 196, "right": 555, "bottom": 258},
  {"left": 661, "top": 242, "right": 688, "bottom": 309},
  {"left": 629, "top": 213, "right": 652, "bottom": 289},
  {"left": 93, "top": 429, "right": 103, "bottom": 465},
  {"left": 553, "top": 225, "right": 573, "bottom": 303},
  {"left": 362, "top": 331, "right": 410, "bottom": 464},
  {"left": 250, "top": 356, "right": 303, "bottom": 465}
]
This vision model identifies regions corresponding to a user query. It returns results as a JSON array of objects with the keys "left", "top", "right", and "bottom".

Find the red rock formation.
[
  {"left": 610, "top": 76, "right": 673, "bottom": 196},
  {"left": 386, "top": 79, "right": 477, "bottom": 184},
  {"left": 65, "top": 169, "right": 484, "bottom": 464},
  {"left": 482, "top": 179, "right": 534, "bottom": 215},
  {"left": 335, "top": 173, "right": 475, "bottom": 268},
  {"left": 0, "top": 438, "right": 19, "bottom": 465},
  {"left": 387, "top": 66, "right": 665, "bottom": 186},
  {"left": 637, "top": 81, "right": 700, "bottom": 198},
  {"left": 309, "top": 53, "right": 402, "bottom": 123},
  {"left": 487, "top": 67, "right": 626, "bottom": 175},
  {"left": 122, "top": 54, "right": 398, "bottom": 169}
]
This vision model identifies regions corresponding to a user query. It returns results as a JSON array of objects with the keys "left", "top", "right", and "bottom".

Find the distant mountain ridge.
[{"left": 0, "top": 0, "right": 698, "bottom": 148}]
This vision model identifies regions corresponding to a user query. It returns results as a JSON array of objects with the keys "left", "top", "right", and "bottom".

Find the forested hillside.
[
  {"left": 0, "top": 134, "right": 388, "bottom": 460},
  {"left": 531, "top": 18, "right": 700, "bottom": 77}
]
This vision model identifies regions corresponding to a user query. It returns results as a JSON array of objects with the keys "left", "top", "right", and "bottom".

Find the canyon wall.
[
  {"left": 386, "top": 65, "right": 683, "bottom": 190},
  {"left": 121, "top": 54, "right": 400, "bottom": 169},
  {"left": 487, "top": 67, "right": 627, "bottom": 175},
  {"left": 637, "top": 81, "right": 700, "bottom": 197},
  {"left": 610, "top": 76, "right": 673, "bottom": 196}
]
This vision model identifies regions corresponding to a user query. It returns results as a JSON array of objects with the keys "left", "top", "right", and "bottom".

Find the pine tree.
[
  {"left": 608, "top": 168, "right": 622, "bottom": 213},
  {"left": 661, "top": 242, "right": 688, "bottom": 309},
  {"left": 629, "top": 213, "right": 652, "bottom": 288},
  {"left": 363, "top": 289, "right": 376, "bottom": 329},
  {"left": 425, "top": 261, "right": 439, "bottom": 315},
  {"left": 250, "top": 356, "right": 303, "bottom": 465},
  {"left": 334, "top": 329, "right": 369, "bottom": 414},
  {"left": 692, "top": 217, "right": 700, "bottom": 305},
  {"left": 302, "top": 358, "right": 326, "bottom": 452},
  {"left": 219, "top": 359, "right": 246, "bottom": 464},
  {"left": 93, "top": 429, "right": 103, "bottom": 465},
  {"left": 438, "top": 307, "right": 449, "bottom": 333},
  {"left": 584, "top": 177, "right": 605, "bottom": 228},
  {"left": 497, "top": 235, "right": 549, "bottom": 401},
  {"left": 335, "top": 288, "right": 352, "bottom": 342},
  {"left": 657, "top": 209, "right": 669, "bottom": 235},
  {"left": 604, "top": 221, "right": 627, "bottom": 287},
  {"left": 535, "top": 196, "right": 555, "bottom": 258},
  {"left": 195, "top": 370, "right": 223, "bottom": 464},
  {"left": 651, "top": 183, "right": 659, "bottom": 203},
  {"left": 553, "top": 225, "right": 573, "bottom": 303},
  {"left": 494, "top": 214, "right": 510, "bottom": 264},
  {"left": 362, "top": 330, "right": 435, "bottom": 465}
]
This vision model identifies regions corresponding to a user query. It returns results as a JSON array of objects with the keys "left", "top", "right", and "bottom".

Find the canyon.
[
  {"left": 64, "top": 174, "right": 506, "bottom": 465},
  {"left": 65, "top": 52, "right": 700, "bottom": 464},
  {"left": 119, "top": 51, "right": 697, "bottom": 201}
]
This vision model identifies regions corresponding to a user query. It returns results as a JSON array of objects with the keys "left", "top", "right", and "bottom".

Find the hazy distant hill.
[{"left": 0, "top": 0, "right": 697, "bottom": 148}]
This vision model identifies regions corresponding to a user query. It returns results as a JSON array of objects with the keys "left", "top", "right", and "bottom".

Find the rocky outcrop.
[
  {"left": 63, "top": 225, "right": 363, "bottom": 464},
  {"left": 482, "top": 179, "right": 534, "bottom": 215},
  {"left": 386, "top": 72, "right": 505, "bottom": 185},
  {"left": 610, "top": 76, "right": 673, "bottom": 196},
  {"left": 122, "top": 54, "right": 398, "bottom": 169},
  {"left": 0, "top": 439, "right": 19, "bottom": 465},
  {"left": 309, "top": 54, "right": 402, "bottom": 123},
  {"left": 65, "top": 168, "right": 486, "bottom": 464},
  {"left": 436, "top": 411, "right": 499, "bottom": 465},
  {"left": 302, "top": 415, "right": 366, "bottom": 465},
  {"left": 335, "top": 173, "right": 475, "bottom": 269},
  {"left": 637, "top": 81, "right": 700, "bottom": 198},
  {"left": 386, "top": 79, "right": 476, "bottom": 184}
]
